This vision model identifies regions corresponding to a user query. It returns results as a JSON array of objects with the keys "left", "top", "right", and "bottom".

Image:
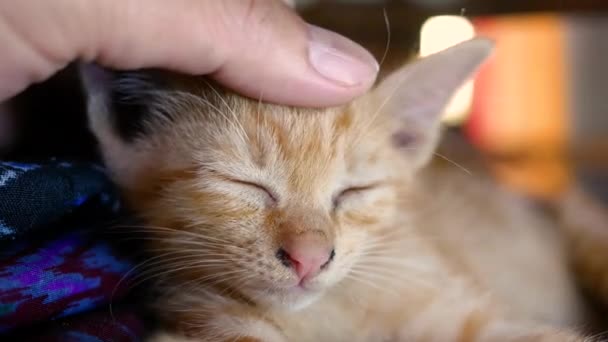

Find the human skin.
[{"left": 0, "top": 0, "right": 378, "bottom": 107}]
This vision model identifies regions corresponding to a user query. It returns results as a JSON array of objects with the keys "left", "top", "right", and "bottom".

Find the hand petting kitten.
[{"left": 0, "top": 0, "right": 378, "bottom": 106}]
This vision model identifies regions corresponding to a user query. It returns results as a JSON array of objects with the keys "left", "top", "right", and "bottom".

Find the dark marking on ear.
[
  {"left": 391, "top": 131, "right": 417, "bottom": 148},
  {"left": 108, "top": 71, "right": 171, "bottom": 142},
  {"left": 81, "top": 64, "right": 174, "bottom": 142},
  {"left": 110, "top": 94, "right": 150, "bottom": 141}
]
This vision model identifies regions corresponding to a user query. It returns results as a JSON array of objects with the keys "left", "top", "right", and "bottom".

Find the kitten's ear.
[
  {"left": 80, "top": 64, "right": 162, "bottom": 140},
  {"left": 375, "top": 38, "right": 493, "bottom": 170},
  {"left": 80, "top": 63, "right": 114, "bottom": 104},
  {"left": 79, "top": 63, "right": 163, "bottom": 187}
]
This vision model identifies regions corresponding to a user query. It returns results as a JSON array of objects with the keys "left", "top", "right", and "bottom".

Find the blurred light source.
[{"left": 420, "top": 15, "right": 475, "bottom": 126}]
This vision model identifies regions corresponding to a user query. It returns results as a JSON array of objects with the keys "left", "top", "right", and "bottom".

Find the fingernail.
[{"left": 307, "top": 24, "right": 379, "bottom": 87}]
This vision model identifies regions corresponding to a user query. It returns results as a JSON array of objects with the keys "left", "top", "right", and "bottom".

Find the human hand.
[{"left": 0, "top": 0, "right": 378, "bottom": 107}]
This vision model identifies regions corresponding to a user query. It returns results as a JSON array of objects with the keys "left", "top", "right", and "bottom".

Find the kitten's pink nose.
[{"left": 276, "top": 239, "right": 335, "bottom": 281}]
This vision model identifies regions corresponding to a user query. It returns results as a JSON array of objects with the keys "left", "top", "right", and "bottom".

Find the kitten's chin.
[{"left": 247, "top": 287, "right": 324, "bottom": 311}]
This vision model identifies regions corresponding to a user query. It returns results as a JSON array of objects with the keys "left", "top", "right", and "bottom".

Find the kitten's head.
[{"left": 81, "top": 38, "right": 492, "bottom": 310}]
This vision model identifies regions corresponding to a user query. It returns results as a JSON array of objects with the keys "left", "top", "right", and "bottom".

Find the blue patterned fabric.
[
  {"left": 0, "top": 161, "right": 118, "bottom": 241},
  {"left": 0, "top": 160, "right": 144, "bottom": 341}
]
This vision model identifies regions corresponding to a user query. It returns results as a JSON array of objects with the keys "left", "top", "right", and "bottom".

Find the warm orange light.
[{"left": 467, "top": 14, "right": 571, "bottom": 199}]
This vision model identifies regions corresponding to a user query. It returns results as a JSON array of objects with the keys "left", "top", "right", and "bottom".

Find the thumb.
[
  {"left": 88, "top": 0, "right": 379, "bottom": 107},
  {"left": 212, "top": 1, "right": 380, "bottom": 107}
]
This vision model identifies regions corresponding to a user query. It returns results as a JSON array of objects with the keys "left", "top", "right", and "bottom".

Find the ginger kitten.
[{"left": 81, "top": 39, "right": 593, "bottom": 341}]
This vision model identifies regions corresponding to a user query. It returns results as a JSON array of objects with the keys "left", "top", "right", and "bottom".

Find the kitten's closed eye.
[
  {"left": 227, "top": 178, "right": 278, "bottom": 205},
  {"left": 332, "top": 183, "right": 380, "bottom": 210}
]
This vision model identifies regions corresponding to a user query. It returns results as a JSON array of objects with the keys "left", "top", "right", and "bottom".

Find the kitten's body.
[{"left": 82, "top": 39, "right": 595, "bottom": 341}]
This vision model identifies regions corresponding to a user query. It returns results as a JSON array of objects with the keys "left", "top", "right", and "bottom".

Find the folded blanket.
[{"left": 0, "top": 160, "right": 145, "bottom": 341}]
